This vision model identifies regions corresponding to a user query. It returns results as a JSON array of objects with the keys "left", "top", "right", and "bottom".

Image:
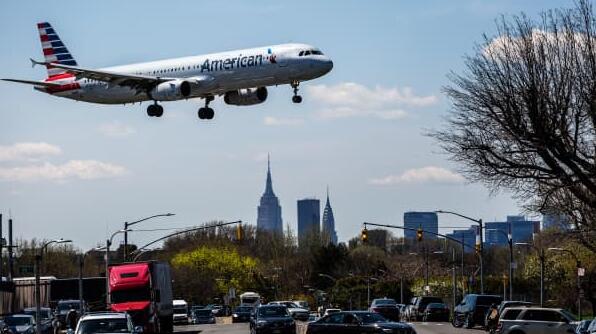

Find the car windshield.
[
  {"left": 76, "top": 318, "right": 131, "bottom": 334},
  {"left": 235, "top": 307, "right": 253, "bottom": 312},
  {"left": 560, "top": 309, "right": 576, "bottom": 321},
  {"left": 193, "top": 310, "right": 211, "bottom": 317},
  {"left": 258, "top": 307, "right": 288, "bottom": 317},
  {"left": 283, "top": 302, "right": 299, "bottom": 308},
  {"left": 374, "top": 299, "right": 396, "bottom": 305},
  {"left": 355, "top": 313, "right": 387, "bottom": 324},
  {"left": 5, "top": 317, "right": 33, "bottom": 326},
  {"left": 58, "top": 302, "right": 81, "bottom": 312},
  {"left": 427, "top": 303, "right": 445, "bottom": 309},
  {"left": 24, "top": 310, "right": 51, "bottom": 319}
]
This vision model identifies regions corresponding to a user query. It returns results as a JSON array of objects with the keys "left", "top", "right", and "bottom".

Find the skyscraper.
[
  {"left": 485, "top": 216, "right": 540, "bottom": 246},
  {"left": 404, "top": 212, "right": 438, "bottom": 240},
  {"left": 297, "top": 198, "right": 320, "bottom": 246},
  {"left": 256, "top": 156, "right": 283, "bottom": 235},
  {"left": 321, "top": 188, "right": 338, "bottom": 245},
  {"left": 446, "top": 227, "right": 476, "bottom": 253}
]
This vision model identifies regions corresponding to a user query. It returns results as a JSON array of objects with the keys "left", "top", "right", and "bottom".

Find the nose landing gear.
[
  {"left": 291, "top": 81, "right": 302, "bottom": 103},
  {"left": 147, "top": 102, "right": 164, "bottom": 117},
  {"left": 198, "top": 96, "right": 215, "bottom": 120}
]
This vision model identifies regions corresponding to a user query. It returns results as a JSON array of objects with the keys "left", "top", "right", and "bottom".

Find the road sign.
[{"left": 578, "top": 267, "right": 585, "bottom": 277}]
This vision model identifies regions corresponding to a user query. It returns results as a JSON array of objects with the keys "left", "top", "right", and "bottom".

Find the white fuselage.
[{"left": 43, "top": 43, "right": 333, "bottom": 104}]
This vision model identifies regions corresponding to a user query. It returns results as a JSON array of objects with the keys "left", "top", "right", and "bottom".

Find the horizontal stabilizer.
[{"left": 1, "top": 78, "right": 61, "bottom": 87}]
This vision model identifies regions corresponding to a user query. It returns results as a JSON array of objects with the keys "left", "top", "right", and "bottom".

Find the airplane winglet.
[{"left": 30, "top": 58, "right": 46, "bottom": 68}]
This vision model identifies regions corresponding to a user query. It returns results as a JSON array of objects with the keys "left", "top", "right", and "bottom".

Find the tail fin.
[{"left": 37, "top": 22, "right": 78, "bottom": 78}]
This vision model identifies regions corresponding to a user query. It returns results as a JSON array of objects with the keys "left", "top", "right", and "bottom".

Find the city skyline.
[{"left": 0, "top": 1, "right": 564, "bottom": 250}]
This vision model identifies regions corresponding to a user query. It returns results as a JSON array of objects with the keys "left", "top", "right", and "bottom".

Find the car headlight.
[
  {"left": 232, "top": 314, "right": 238, "bottom": 317},
  {"left": 382, "top": 329, "right": 393, "bottom": 333},
  {"left": 257, "top": 320, "right": 267, "bottom": 328}
]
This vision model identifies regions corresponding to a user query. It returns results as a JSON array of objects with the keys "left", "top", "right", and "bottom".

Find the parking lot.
[{"left": 175, "top": 321, "right": 486, "bottom": 334}]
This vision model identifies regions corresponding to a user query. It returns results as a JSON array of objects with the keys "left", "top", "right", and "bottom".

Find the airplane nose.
[{"left": 323, "top": 59, "right": 333, "bottom": 73}]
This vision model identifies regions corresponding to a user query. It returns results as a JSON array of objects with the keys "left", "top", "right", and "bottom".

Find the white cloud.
[
  {"left": 98, "top": 121, "right": 136, "bottom": 137},
  {"left": 263, "top": 116, "right": 305, "bottom": 126},
  {"left": 0, "top": 142, "right": 62, "bottom": 162},
  {"left": 369, "top": 166, "right": 464, "bottom": 185},
  {"left": 0, "top": 160, "right": 128, "bottom": 182},
  {"left": 307, "top": 82, "right": 437, "bottom": 120}
]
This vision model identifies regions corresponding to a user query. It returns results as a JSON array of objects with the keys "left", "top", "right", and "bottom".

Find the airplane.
[{"left": 2, "top": 22, "right": 333, "bottom": 120}]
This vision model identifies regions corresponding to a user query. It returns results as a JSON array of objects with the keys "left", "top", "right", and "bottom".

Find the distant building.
[
  {"left": 485, "top": 216, "right": 540, "bottom": 246},
  {"left": 404, "top": 212, "right": 438, "bottom": 240},
  {"left": 297, "top": 198, "right": 320, "bottom": 246},
  {"left": 256, "top": 156, "right": 283, "bottom": 235},
  {"left": 446, "top": 227, "right": 476, "bottom": 253},
  {"left": 321, "top": 189, "right": 338, "bottom": 245},
  {"left": 542, "top": 213, "right": 570, "bottom": 231}
]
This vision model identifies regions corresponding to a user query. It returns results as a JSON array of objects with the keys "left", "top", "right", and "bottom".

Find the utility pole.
[{"left": 8, "top": 218, "right": 13, "bottom": 280}]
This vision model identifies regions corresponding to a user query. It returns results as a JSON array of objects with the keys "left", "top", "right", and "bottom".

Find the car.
[
  {"left": 3, "top": 315, "right": 35, "bottom": 334},
  {"left": 54, "top": 300, "right": 84, "bottom": 330},
  {"left": 190, "top": 309, "right": 216, "bottom": 325},
  {"left": 422, "top": 302, "right": 450, "bottom": 322},
  {"left": 452, "top": 294, "right": 503, "bottom": 329},
  {"left": 497, "top": 307, "right": 577, "bottom": 334},
  {"left": 307, "top": 313, "right": 320, "bottom": 323},
  {"left": 231, "top": 306, "right": 253, "bottom": 323},
  {"left": 369, "top": 298, "right": 400, "bottom": 322},
  {"left": 484, "top": 301, "right": 533, "bottom": 329},
  {"left": 0, "top": 320, "right": 14, "bottom": 334},
  {"left": 23, "top": 308, "right": 52, "bottom": 334},
  {"left": 576, "top": 319, "right": 592, "bottom": 334},
  {"left": 406, "top": 296, "right": 444, "bottom": 321},
  {"left": 586, "top": 317, "right": 596, "bottom": 334},
  {"left": 268, "top": 301, "right": 309, "bottom": 321},
  {"left": 305, "top": 311, "right": 416, "bottom": 334},
  {"left": 249, "top": 305, "right": 296, "bottom": 334},
  {"left": 74, "top": 312, "right": 141, "bottom": 334},
  {"left": 293, "top": 301, "right": 309, "bottom": 311}
]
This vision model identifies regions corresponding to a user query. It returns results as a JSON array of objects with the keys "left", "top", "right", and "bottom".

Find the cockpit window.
[
  {"left": 304, "top": 50, "right": 311, "bottom": 56},
  {"left": 311, "top": 50, "right": 323, "bottom": 55},
  {"left": 299, "top": 49, "right": 324, "bottom": 56},
  {"left": 299, "top": 51, "right": 304, "bottom": 56}
]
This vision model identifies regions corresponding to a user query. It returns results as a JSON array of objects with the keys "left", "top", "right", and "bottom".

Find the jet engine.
[
  {"left": 224, "top": 87, "right": 268, "bottom": 106},
  {"left": 150, "top": 80, "right": 191, "bottom": 101}
]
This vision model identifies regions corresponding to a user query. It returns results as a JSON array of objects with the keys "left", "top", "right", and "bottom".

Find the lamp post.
[
  {"left": 548, "top": 248, "right": 582, "bottom": 319},
  {"left": 486, "top": 228, "right": 513, "bottom": 300},
  {"left": 123, "top": 213, "right": 174, "bottom": 261},
  {"left": 436, "top": 210, "right": 484, "bottom": 294},
  {"left": 516, "top": 242, "right": 545, "bottom": 307},
  {"left": 106, "top": 229, "right": 129, "bottom": 308},
  {"left": 36, "top": 239, "right": 72, "bottom": 334}
]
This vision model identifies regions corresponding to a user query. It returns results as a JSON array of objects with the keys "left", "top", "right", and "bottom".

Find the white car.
[
  {"left": 323, "top": 308, "right": 341, "bottom": 317},
  {"left": 268, "top": 301, "right": 310, "bottom": 321},
  {"left": 73, "top": 312, "right": 141, "bottom": 334},
  {"left": 498, "top": 307, "right": 576, "bottom": 334}
]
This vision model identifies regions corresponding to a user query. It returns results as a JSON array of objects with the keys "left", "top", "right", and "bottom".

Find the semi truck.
[{"left": 108, "top": 261, "right": 173, "bottom": 333}]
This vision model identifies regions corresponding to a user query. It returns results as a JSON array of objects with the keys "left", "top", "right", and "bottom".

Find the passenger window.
[
  {"left": 501, "top": 309, "right": 521, "bottom": 320},
  {"left": 305, "top": 50, "right": 311, "bottom": 55},
  {"left": 299, "top": 51, "right": 304, "bottom": 56}
]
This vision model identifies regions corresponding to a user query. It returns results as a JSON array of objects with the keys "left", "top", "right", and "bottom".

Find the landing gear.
[
  {"left": 291, "top": 80, "right": 302, "bottom": 103},
  {"left": 147, "top": 103, "right": 163, "bottom": 117},
  {"left": 198, "top": 96, "right": 215, "bottom": 120}
]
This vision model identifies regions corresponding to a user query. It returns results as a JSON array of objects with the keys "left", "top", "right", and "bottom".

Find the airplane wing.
[
  {"left": 32, "top": 59, "right": 169, "bottom": 92},
  {"left": 1, "top": 78, "right": 62, "bottom": 87}
]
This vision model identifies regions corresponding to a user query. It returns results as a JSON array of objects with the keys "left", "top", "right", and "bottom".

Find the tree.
[{"left": 432, "top": 1, "right": 596, "bottom": 250}]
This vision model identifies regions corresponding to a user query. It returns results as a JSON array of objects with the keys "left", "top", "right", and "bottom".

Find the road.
[{"left": 175, "top": 321, "right": 486, "bottom": 334}]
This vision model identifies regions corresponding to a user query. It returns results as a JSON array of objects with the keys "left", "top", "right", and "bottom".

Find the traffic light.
[
  {"left": 236, "top": 223, "right": 245, "bottom": 242},
  {"left": 416, "top": 228, "right": 424, "bottom": 242},
  {"left": 361, "top": 227, "right": 368, "bottom": 244},
  {"left": 475, "top": 243, "right": 481, "bottom": 254}
]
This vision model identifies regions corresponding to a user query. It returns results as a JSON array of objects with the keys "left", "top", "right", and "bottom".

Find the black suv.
[
  {"left": 407, "top": 296, "right": 444, "bottom": 321},
  {"left": 453, "top": 294, "right": 503, "bottom": 329}
]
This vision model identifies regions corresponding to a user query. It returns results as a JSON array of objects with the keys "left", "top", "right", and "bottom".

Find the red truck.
[{"left": 108, "top": 261, "right": 174, "bottom": 333}]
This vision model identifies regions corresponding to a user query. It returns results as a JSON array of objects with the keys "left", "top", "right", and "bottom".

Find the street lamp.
[
  {"left": 486, "top": 228, "right": 514, "bottom": 300},
  {"left": 516, "top": 242, "right": 545, "bottom": 307},
  {"left": 436, "top": 210, "right": 484, "bottom": 294},
  {"left": 36, "top": 239, "right": 72, "bottom": 334},
  {"left": 131, "top": 248, "right": 162, "bottom": 262},
  {"left": 123, "top": 213, "right": 174, "bottom": 261},
  {"left": 106, "top": 229, "right": 130, "bottom": 307},
  {"left": 548, "top": 247, "right": 582, "bottom": 319}
]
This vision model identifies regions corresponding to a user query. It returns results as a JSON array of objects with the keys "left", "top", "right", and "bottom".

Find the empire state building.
[{"left": 257, "top": 156, "right": 283, "bottom": 235}]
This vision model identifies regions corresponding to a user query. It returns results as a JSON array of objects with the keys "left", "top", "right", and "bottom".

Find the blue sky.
[{"left": 0, "top": 0, "right": 566, "bottom": 250}]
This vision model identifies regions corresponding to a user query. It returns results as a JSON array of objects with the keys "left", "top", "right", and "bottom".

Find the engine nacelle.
[
  {"left": 150, "top": 80, "right": 191, "bottom": 101},
  {"left": 224, "top": 87, "right": 268, "bottom": 106}
]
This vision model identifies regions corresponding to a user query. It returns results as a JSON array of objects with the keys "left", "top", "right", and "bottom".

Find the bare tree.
[{"left": 432, "top": 1, "right": 596, "bottom": 250}]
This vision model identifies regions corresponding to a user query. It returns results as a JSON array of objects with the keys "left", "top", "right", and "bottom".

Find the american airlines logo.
[{"left": 200, "top": 54, "right": 269, "bottom": 72}]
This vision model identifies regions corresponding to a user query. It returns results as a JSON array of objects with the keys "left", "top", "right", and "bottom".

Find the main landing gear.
[
  {"left": 147, "top": 103, "right": 164, "bottom": 117},
  {"left": 198, "top": 96, "right": 215, "bottom": 120},
  {"left": 291, "top": 81, "right": 302, "bottom": 103}
]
